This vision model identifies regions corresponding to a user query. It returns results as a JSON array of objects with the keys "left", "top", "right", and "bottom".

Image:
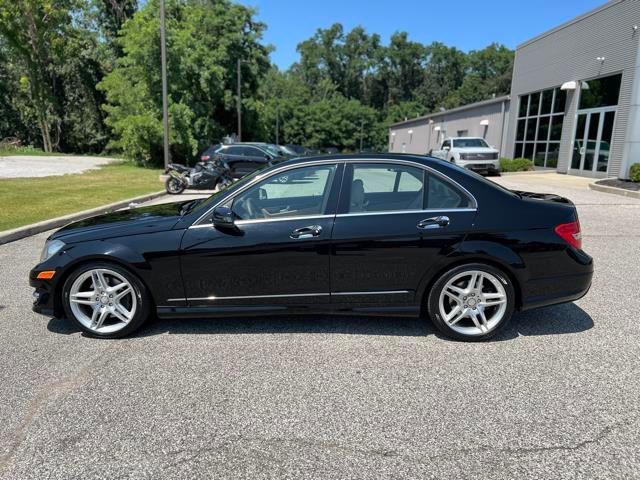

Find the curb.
[
  {"left": 589, "top": 182, "right": 640, "bottom": 199},
  {"left": 0, "top": 191, "right": 167, "bottom": 246}
]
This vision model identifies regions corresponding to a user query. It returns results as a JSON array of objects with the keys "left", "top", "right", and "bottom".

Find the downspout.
[{"left": 499, "top": 98, "right": 507, "bottom": 157}]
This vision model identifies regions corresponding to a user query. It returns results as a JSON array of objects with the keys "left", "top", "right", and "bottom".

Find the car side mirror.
[
  {"left": 443, "top": 146, "right": 450, "bottom": 152},
  {"left": 212, "top": 205, "right": 235, "bottom": 228}
]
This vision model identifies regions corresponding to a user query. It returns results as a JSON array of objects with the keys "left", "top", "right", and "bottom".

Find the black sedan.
[{"left": 30, "top": 154, "right": 593, "bottom": 341}]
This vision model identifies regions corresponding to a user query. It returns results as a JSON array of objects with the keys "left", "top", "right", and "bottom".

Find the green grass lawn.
[{"left": 0, "top": 162, "right": 163, "bottom": 231}]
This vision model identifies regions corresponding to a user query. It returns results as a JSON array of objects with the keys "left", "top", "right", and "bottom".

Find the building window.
[
  {"left": 579, "top": 73, "right": 622, "bottom": 110},
  {"left": 515, "top": 86, "right": 565, "bottom": 167}
]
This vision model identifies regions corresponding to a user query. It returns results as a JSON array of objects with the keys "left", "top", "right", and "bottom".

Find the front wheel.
[
  {"left": 427, "top": 263, "right": 515, "bottom": 341},
  {"left": 165, "top": 177, "right": 186, "bottom": 194},
  {"left": 62, "top": 263, "right": 151, "bottom": 338}
]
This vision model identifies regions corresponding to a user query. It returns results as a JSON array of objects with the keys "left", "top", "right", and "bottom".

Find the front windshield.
[
  {"left": 262, "top": 145, "right": 284, "bottom": 156},
  {"left": 453, "top": 138, "right": 489, "bottom": 148}
]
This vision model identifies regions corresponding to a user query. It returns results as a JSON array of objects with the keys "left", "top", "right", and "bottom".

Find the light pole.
[
  {"left": 359, "top": 119, "right": 365, "bottom": 152},
  {"left": 275, "top": 105, "right": 279, "bottom": 145},
  {"left": 159, "top": 0, "right": 170, "bottom": 169},
  {"left": 236, "top": 58, "right": 242, "bottom": 142}
]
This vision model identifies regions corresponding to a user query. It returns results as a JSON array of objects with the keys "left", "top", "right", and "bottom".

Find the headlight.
[
  {"left": 459, "top": 153, "right": 468, "bottom": 160},
  {"left": 40, "top": 239, "right": 65, "bottom": 263}
]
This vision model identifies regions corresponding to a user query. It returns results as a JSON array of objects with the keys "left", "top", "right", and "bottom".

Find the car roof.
[{"left": 272, "top": 153, "right": 448, "bottom": 168}]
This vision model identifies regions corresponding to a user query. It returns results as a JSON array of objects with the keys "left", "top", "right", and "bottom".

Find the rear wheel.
[
  {"left": 62, "top": 263, "right": 150, "bottom": 338},
  {"left": 427, "top": 263, "right": 515, "bottom": 341},
  {"left": 165, "top": 177, "right": 185, "bottom": 194}
]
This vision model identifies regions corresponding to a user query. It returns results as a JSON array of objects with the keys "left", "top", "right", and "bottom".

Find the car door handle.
[
  {"left": 290, "top": 225, "right": 323, "bottom": 239},
  {"left": 417, "top": 216, "right": 450, "bottom": 230}
]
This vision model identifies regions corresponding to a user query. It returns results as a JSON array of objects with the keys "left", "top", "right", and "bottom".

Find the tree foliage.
[
  {"left": 98, "top": 0, "right": 270, "bottom": 165},
  {"left": 0, "top": 1, "right": 514, "bottom": 162}
]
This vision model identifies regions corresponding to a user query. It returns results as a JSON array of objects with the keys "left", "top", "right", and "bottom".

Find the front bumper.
[
  {"left": 30, "top": 268, "right": 62, "bottom": 317},
  {"left": 458, "top": 160, "right": 500, "bottom": 174}
]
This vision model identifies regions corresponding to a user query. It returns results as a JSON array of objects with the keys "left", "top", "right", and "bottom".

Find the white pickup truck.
[{"left": 430, "top": 137, "right": 500, "bottom": 175}]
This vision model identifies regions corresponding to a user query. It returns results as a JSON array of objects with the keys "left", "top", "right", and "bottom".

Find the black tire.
[
  {"left": 62, "top": 262, "right": 151, "bottom": 339},
  {"left": 427, "top": 263, "right": 515, "bottom": 342},
  {"left": 165, "top": 177, "right": 186, "bottom": 194}
]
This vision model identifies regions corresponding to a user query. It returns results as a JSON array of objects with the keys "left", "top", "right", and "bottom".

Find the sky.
[{"left": 238, "top": 0, "right": 607, "bottom": 69}]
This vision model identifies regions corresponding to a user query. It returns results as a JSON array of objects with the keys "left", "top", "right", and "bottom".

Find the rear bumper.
[{"left": 519, "top": 249, "right": 594, "bottom": 311}]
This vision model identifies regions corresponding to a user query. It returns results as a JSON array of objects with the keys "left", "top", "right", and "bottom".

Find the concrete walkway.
[
  {"left": 492, "top": 172, "right": 640, "bottom": 205},
  {"left": 0, "top": 155, "right": 116, "bottom": 178}
]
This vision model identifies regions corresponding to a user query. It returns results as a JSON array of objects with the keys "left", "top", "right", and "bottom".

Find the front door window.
[{"left": 232, "top": 164, "right": 337, "bottom": 220}]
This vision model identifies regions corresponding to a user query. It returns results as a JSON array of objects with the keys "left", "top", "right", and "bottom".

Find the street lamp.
[
  {"left": 160, "top": 0, "right": 170, "bottom": 169},
  {"left": 236, "top": 59, "right": 249, "bottom": 142}
]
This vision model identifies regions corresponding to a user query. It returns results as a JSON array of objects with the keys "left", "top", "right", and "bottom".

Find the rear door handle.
[
  {"left": 417, "top": 216, "right": 450, "bottom": 230},
  {"left": 290, "top": 225, "right": 323, "bottom": 239}
]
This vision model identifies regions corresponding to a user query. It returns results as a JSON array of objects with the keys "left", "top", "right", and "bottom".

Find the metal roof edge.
[{"left": 389, "top": 95, "right": 510, "bottom": 129}]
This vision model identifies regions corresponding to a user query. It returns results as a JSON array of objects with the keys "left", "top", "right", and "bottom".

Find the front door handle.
[
  {"left": 417, "top": 216, "right": 450, "bottom": 230},
  {"left": 290, "top": 225, "right": 323, "bottom": 239}
]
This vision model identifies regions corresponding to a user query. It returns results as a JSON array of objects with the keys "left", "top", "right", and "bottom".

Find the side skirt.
[{"left": 156, "top": 304, "right": 421, "bottom": 319}]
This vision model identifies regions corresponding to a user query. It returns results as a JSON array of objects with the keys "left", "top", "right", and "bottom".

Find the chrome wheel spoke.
[
  {"left": 447, "top": 307, "right": 468, "bottom": 326},
  {"left": 446, "top": 284, "right": 465, "bottom": 296},
  {"left": 69, "top": 268, "right": 137, "bottom": 334},
  {"left": 70, "top": 291, "right": 96, "bottom": 305},
  {"left": 114, "top": 286, "right": 132, "bottom": 302},
  {"left": 91, "top": 271, "right": 108, "bottom": 291},
  {"left": 111, "top": 305, "right": 131, "bottom": 323},
  {"left": 94, "top": 307, "right": 109, "bottom": 329},
  {"left": 477, "top": 309, "right": 489, "bottom": 332},
  {"left": 438, "top": 269, "right": 508, "bottom": 336}
]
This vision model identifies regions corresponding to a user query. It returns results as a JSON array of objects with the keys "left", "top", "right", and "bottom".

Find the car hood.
[{"left": 50, "top": 202, "right": 185, "bottom": 243}]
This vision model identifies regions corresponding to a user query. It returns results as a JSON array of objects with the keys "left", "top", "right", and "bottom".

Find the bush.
[
  {"left": 500, "top": 157, "right": 535, "bottom": 172},
  {"left": 630, "top": 163, "right": 640, "bottom": 182}
]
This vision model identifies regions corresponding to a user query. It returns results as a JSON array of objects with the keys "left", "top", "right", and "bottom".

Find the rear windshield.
[{"left": 453, "top": 138, "right": 489, "bottom": 148}]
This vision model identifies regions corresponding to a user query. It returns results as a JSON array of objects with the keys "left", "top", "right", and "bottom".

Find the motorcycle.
[{"left": 164, "top": 159, "right": 234, "bottom": 195}]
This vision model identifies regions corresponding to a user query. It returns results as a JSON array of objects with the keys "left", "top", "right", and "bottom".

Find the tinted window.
[
  {"left": 518, "top": 95, "right": 528, "bottom": 117},
  {"left": 232, "top": 164, "right": 337, "bottom": 220},
  {"left": 442, "top": 140, "right": 451, "bottom": 149},
  {"left": 348, "top": 164, "right": 424, "bottom": 213},
  {"left": 426, "top": 174, "right": 472, "bottom": 209},
  {"left": 579, "top": 74, "right": 621, "bottom": 109},
  {"left": 225, "top": 146, "right": 244, "bottom": 155},
  {"left": 243, "top": 146, "right": 266, "bottom": 157}
]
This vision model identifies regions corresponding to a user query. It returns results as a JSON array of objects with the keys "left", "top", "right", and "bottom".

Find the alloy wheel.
[
  {"left": 437, "top": 270, "right": 507, "bottom": 336},
  {"left": 68, "top": 268, "right": 137, "bottom": 334}
]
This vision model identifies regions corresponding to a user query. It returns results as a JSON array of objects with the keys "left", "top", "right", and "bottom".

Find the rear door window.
[
  {"left": 347, "top": 164, "right": 425, "bottom": 213},
  {"left": 425, "top": 174, "right": 472, "bottom": 209}
]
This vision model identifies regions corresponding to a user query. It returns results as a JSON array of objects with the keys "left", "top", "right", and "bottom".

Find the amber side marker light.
[{"left": 36, "top": 271, "right": 56, "bottom": 280}]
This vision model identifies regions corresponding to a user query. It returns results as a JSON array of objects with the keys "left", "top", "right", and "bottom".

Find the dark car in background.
[
  {"left": 212, "top": 143, "right": 287, "bottom": 179},
  {"left": 30, "top": 154, "right": 593, "bottom": 341}
]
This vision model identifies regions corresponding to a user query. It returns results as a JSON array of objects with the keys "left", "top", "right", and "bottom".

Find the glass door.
[{"left": 571, "top": 108, "right": 615, "bottom": 174}]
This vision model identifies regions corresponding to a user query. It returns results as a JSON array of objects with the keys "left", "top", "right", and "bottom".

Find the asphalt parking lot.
[{"left": 1, "top": 173, "right": 639, "bottom": 479}]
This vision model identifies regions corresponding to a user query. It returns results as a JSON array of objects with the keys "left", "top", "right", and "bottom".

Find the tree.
[
  {"left": 99, "top": 0, "right": 270, "bottom": 165},
  {"left": 444, "top": 43, "right": 513, "bottom": 108},
  {"left": 0, "top": 0, "right": 79, "bottom": 151}
]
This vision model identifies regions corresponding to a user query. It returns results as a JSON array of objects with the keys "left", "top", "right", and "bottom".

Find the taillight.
[
  {"left": 201, "top": 155, "right": 210, "bottom": 161},
  {"left": 555, "top": 220, "right": 582, "bottom": 249}
]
